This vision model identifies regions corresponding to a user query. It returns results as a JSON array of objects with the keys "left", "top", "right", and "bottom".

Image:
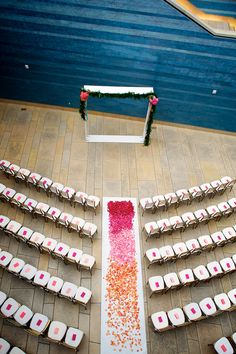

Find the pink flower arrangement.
[
  {"left": 149, "top": 96, "right": 159, "bottom": 105},
  {"left": 80, "top": 91, "right": 89, "bottom": 101}
]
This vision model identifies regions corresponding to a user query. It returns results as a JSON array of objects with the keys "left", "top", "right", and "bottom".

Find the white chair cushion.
[
  {"left": 227, "top": 289, "right": 236, "bottom": 305},
  {"left": 8, "top": 258, "right": 25, "bottom": 274},
  {"left": 66, "top": 248, "right": 83, "bottom": 263},
  {"left": 9, "top": 347, "right": 26, "bottom": 354},
  {"left": 211, "top": 232, "right": 226, "bottom": 245},
  {"left": 29, "top": 232, "right": 45, "bottom": 246},
  {"left": 159, "top": 246, "right": 175, "bottom": 260},
  {"left": 207, "top": 261, "right": 223, "bottom": 277},
  {"left": 214, "top": 293, "right": 231, "bottom": 311},
  {"left": 0, "top": 338, "right": 10, "bottom": 354},
  {"left": 74, "top": 287, "right": 92, "bottom": 305},
  {"left": 0, "top": 215, "right": 10, "bottom": 229},
  {"left": 46, "top": 277, "right": 64, "bottom": 293},
  {"left": 206, "top": 205, "right": 220, "bottom": 216},
  {"left": 53, "top": 243, "right": 70, "bottom": 257},
  {"left": 47, "top": 207, "right": 61, "bottom": 220},
  {"left": 185, "top": 239, "right": 201, "bottom": 252},
  {"left": 48, "top": 321, "right": 67, "bottom": 341},
  {"left": 163, "top": 273, "right": 180, "bottom": 288},
  {"left": 218, "top": 202, "right": 231, "bottom": 213},
  {"left": 33, "top": 271, "right": 51, "bottom": 287},
  {"left": 64, "top": 327, "right": 84, "bottom": 349},
  {"left": 179, "top": 269, "right": 195, "bottom": 284},
  {"left": 12, "top": 193, "right": 27, "bottom": 205},
  {"left": 70, "top": 217, "right": 85, "bottom": 231},
  {"left": 193, "top": 265, "right": 210, "bottom": 281},
  {"left": 5, "top": 221, "right": 22, "bottom": 234},
  {"left": 0, "top": 251, "right": 13, "bottom": 267},
  {"left": 80, "top": 254, "right": 95, "bottom": 269},
  {"left": 17, "top": 227, "right": 33, "bottom": 241},
  {"left": 194, "top": 209, "right": 209, "bottom": 221},
  {"left": 29, "top": 313, "right": 49, "bottom": 333},
  {"left": 173, "top": 242, "right": 188, "bottom": 256},
  {"left": 42, "top": 238, "right": 57, "bottom": 251},
  {"left": 0, "top": 183, "right": 6, "bottom": 193},
  {"left": 13, "top": 305, "right": 33, "bottom": 325},
  {"left": 145, "top": 248, "right": 162, "bottom": 263},
  {"left": 0, "top": 291, "right": 7, "bottom": 306},
  {"left": 151, "top": 311, "right": 169, "bottom": 331},
  {"left": 60, "top": 282, "right": 78, "bottom": 299},
  {"left": 183, "top": 303, "right": 203, "bottom": 321},
  {"left": 168, "top": 308, "right": 185, "bottom": 326},
  {"left": 20, "top": 264, "right": 37, "bottom": 281},
  {"left": 1, "top": 298, "right": 20, "bottom": 317},
  {"left": 2, "top": 188, "right": 16, "bottom": 199},
  {"left": 199, "top": 297, "right": 216, "bottom": 316},
  {"left": 148, "top": 276, "right": 165, "bottom": 292},
  {"left": 220, "top": 258, "right": 235, "bottom": 272},
  {"left": 22, "top": 198, "right": 37, "bottom": 212},
  {"left": 228, "top": 198, "right": 236, "bottom": 209},
  {"left": 214, "top": 337, "right": 234, "bottom": 354}
]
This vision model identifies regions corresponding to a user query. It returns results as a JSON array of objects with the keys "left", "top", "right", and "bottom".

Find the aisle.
[{"left": 101, "top": 197, "right": 147, "bottom": 354}]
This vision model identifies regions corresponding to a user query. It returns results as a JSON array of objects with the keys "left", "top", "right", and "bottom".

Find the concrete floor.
[{"left": 0, "top": 101, "right": 235, "bottom": 354}]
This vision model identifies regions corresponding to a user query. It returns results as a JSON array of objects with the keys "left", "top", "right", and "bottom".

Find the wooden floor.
[{"left": 0, "top": 101, "right": 235, "bottom": 354}]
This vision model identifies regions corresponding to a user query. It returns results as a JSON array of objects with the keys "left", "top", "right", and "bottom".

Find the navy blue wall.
[{"left": 0, "top": 0, "right": 236, "bottom": 131}]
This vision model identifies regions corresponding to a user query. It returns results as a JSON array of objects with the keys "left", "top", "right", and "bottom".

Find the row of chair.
[
  {"left": 0, "top": 249, "right": 92, "bottom": 308},
  {"left": 210, "top": 332, "right": 236, "bottom": 354},
  {"left": 151, "top": 288, "right": 236, "bottom": 332},
  {"left": 148, "top": 254, "right": 236, "bottom": 297},
  {"left": 0, "top": 183, "right": 98, "bottom": 241},
  {"left": 143, "top": 198, "right": 236, "bottom": 240},
  {"left": 0, "top": 159, "right": 100, "bottom": 214},
  {"left": 0, "top": 214, "right": 95, "bottom": 273},
  {"left": 0, "top": 291, "right": 84, "bottom": 350},
  {"left": 145, "top": 225, "right": 236, "bottom": 267},
  {"left": 0, "top": 337, "right": 26, "bottom": 354},
  {"left": 139, "top": 176, "right": 235, "bottom": 215}
]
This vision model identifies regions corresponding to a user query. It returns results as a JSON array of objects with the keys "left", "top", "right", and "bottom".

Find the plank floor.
[{"left": 0, "top": 101, "right": 235, "bottom": 354}]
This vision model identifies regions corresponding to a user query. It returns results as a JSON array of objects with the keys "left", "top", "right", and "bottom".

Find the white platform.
[{"left": 86, "top": 135, "right": 144, "bottom": 143}]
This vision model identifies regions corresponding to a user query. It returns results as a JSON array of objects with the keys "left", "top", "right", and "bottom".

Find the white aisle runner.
[{"left": 101, "top": 197, "right": 147, "bottom": 354}]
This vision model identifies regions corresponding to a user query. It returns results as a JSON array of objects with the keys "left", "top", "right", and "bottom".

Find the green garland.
[{"left": 79, "top": 88, "right": 158, "bottom": 146}]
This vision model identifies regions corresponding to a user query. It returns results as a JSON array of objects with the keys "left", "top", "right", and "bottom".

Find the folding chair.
[
  {"left": 49, "top": 182, "right": 64, "bottom": 197},
  {"left": 8, "top": 258, "right": 25, "bottom": 276},
  {"left": 61, "top": 186, "right": 75, "bottom": 205},
  {"left": 173, "top": 242, "right": 190, "bottom": 259},
  {"left": 157, "top": 219, "right": 172, "bottom": 235},
  {"left": 200, "top": 183, "right": 215, "bottom": 199},
  {"left": 0, "top": 291, "right": 7, "bottom": 306},
  {"left": 199, "top": 297, "right": 217, "bottom": 316},
  {"left": 86, "top": 195, "right": 100, "bottom": 215},
  {"left": 68, "top": 216, "right": 85, "bottom": 233},
  {"left": 228, "top": 198, "right": 236, "bottom": 211},
  {"left": 164, "top": 272, "right": 181, "bottom": 291},
  {"left": 64, "top": 248, "right": 83, "bottom": 268},
  {"left": 179, "top": 269, "right": 197, "bottom": 286},
  {"left": 218, "top": 202, "right": 233, "bottom": 218},
  {"left": 63, "top": 327, "right": 84, "bottom": 350},
  {"left": 0, "top": 251, "right": 13, "bottom": 268},
  {"left": 183, "top": 303, "right": 204, "bottom": 322},
  {"left": 37, "top": 177, "right": 53, "bottom": 196},
  {"left": 11, "top": 193, "right": 27, "bottom": 208},
  {"left": 193, "top": 265, "right": 210, "bottom": 282},
  {"left": 181, "top": 212, "right": 197, "bottom": 229},
  {"left": 19, "top": 264, "right": 37, "bottom": 283},
  {"left": 188, "top": 186, "right": 203, "bottom": 202},
  {"left": 79, "top": 254, "right": 95, "bottom": 274},
  {"left": 211, "top": 179, "right": 225, "bottom": 195},
  {"left": 159, "top": 246, "right": 176, "bottom": 263},
  {"left": 27, "top": 313, "right": 50, "bottom": 336},
  {"left": 139, "top": 197, "right": 154, "bottom": 215},
  {"left": 15, "top": 167, "right": 31, "bottom": 184},
  {"left": 145, "top": 248, "right": 162, "bottom": 268},
  {"left": 168, "top": 308, "right": 187, "bottom": 328},
  {"left": 0, "top": 338, "right": 10, "bottom": 353},
  {"left": 46, "top": 277, "right": 64, "bottom": 295},
  {"left": 17, "top": 227, "right": 33, "bottom": 243},
  {"left": 148, "top": 276, "right": 166, "bottom": 297},
  {"left": 13, "top": 305, "right": 33, "bottom": 327},
  {"left": 143, "top": 222, "right": 160, "bottom": 240},
  {"left": 0, "top": 159, "right": 10, "bottom": 171},
  {"left": 27, "top": 232, "right": 45, "bottom": 250},
  {"left": 185, "top": 239, "right": 202, "bottom": 255},
  {"left": 227, "top": 289, "right": 236, "bottom": 311},
  {"left": 198, "top": 235, "right": 214, "bottom": 251},
  {"left": 57, "top": 212, "right": 73, "bottom": 229},
  {"left": 220, "top": 257, "right": 235, "bottom": 274},
  {"left": 151, "top": 311, "right": 173, "bottom": 332},
  {"left": 41, "top": 238, "right": 57, "bottom": 254},
  {"left": 1, "top": 298, "right": 20, "bottom": 318},
  {"left": 32, "top": 270, "right": 51, "bottom": 289},
  {"left": 52, "top": 242, "right": 70, "bottom": 260},
  {"left": 152, "top": 195, "right": 166, "bottom": 211},
  {"left": 46, "top": 320, "right": 67, "bottom": 343},
  {"left": 34, "top": 202, "right": 50, "bottom": 219},
  {"left": 5, "top": 164, "right": 20, "bottom": 178},
  {"left": 81, "top": 222, "right": 97, "bottom": 241},
  {"left": 59, "top": 282, "right": 78, "bottom": 301},
  {"left": 0, "top": 215, "right": 10, "bottom": 230},
  {"left": 4, "top": 220, "right": 22, "bottom": 237},
  {"left": 207, "top": 261, "right": 223, "bottom": 279},
  {"left": 213, "top": 337, "right": 234, "bottom": 354},
  {"left": 176, "top": 189, "right": 191, "bottom": 205},
  {"left": 194, "top": 209, "right": 209, "bottom": 224},
  {"left": 21, "top": 198, "right": 37, "bottom": 214},
  {"left": 164, "top": 192, "right": 179, "bottom": 209},
  {"left": 221, "top": 176, "right": 236, "bottom": 192},
  {"left": 73, "top": 191, "right": 88, "bottom": 210},
  {"left": 46, "top": 207, "right": 61, "bottom": 223},
  {"left": 27, "top": 172, "right": 41, "bottom": 188},
  {"left": 211, "top": 231, "right": 227, "bottom": 247},
  {"left": 214, "top": 293, "right": 231, "bottom": 313},
  {"left": 169, "top": 216, "right": 185, "bottom": 232},
  {"left": 1, "top": 187, "right": 16, "bottom": 203},
  {"left": 222, "top": 227, "right": 236, "bottom": 243},
  {"left": 206, "top": 205, "right": 221, "bottom": 221},
  {"left": 73, "top": 287, "right": 92, "bottom": 308}
]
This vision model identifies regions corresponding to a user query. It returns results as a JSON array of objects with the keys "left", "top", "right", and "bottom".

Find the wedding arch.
[{"left": 79, "top": 85, "right": 158, "bottom": 146}]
